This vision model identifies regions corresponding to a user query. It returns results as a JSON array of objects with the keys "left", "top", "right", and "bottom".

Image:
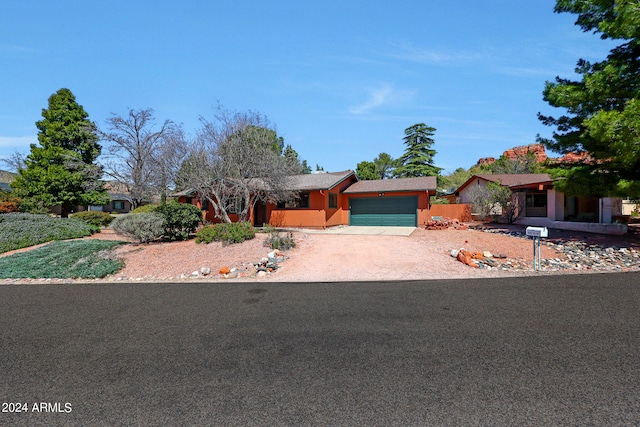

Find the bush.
[
  {"left": 155, "top": 201, "right": 203, "bottom": 241},
  {"left": 71, "top": 211, "right": 114, "bottom": 228},
  {"left": 17, "top": 197, "right": 49, "bottom": 214},
  {"left": 111, "top": 212, "right": 165, "bottom": 243},
  {"left": 131, "top": 204, "right": 160, "bottom": 214},
  {"left": 262, "top": 225, "right": 296, "bottom": 250},
  {"left": 0, "top": 213, "right": 95, "bottom": 254},
  {"left": 196, "top": 222, "right": 255, "bottom": 244},
  {"left": 0, "top": 190, "right": 21, "bottom": 213}
]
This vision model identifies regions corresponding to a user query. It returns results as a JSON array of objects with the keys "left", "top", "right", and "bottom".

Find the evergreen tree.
[
  {"left": 12, "top": 88, "right": 108, "bottom": 216},
  {"left": 394, "top": 123, "right": 442, "bottom": 178},
  {"left": 538, "top": 0, "right": 640, "bottom": 197},
  {"left": 373, "top": 152, "right": 398, "bottom": 179},
  {"left": 355, "top": 161, "right": 378, "bottom": 180}
]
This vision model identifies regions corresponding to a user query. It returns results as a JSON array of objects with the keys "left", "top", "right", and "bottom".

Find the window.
[
  {"left": 201, "top": 198, "right": 209, "bottom": 210},
  {"left": 226, "top": 197, "right": 245, "bottom": 214},
  {"left": 113, "top": 201, "right": 124, "bottom": 210},
  {"left": 328, "top": 193, "right": 338, "bottom": 209},
  {"left": 277, "top": 192, "right": 311, "bottom": 209},
  {"left": 526, "top": 192, "right": 547, "bottom": 208}
]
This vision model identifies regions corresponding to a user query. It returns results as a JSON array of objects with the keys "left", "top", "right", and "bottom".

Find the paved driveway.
[
  {"left": 300, "top": 225, "right": 416, "bottom": 236},
  {"left": 2, "top": 273, "right": 640, "bottom": 426}
]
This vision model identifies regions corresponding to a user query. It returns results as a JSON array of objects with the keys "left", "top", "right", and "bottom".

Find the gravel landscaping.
[{"left": 2, "top": 224, "right": 638, "bottom": 284}]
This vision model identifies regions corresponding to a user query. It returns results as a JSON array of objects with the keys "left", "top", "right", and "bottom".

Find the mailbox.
[{"left": 526, "top": 226, "right": 548, "bottom": 238}]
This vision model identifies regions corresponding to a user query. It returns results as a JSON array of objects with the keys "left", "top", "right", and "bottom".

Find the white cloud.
[
  {"left": 385, "top": 40, "right": 483, "bottom": 65},
  {"left": 349, "top": 84, "right": 415, "bottom": 115}
]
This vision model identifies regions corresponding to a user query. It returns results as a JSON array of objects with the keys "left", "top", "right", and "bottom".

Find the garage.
[{"left": 349, "top": 196, "right": 418, "bottom": 226}]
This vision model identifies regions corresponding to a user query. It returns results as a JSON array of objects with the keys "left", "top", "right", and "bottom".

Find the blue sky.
[{"left": 0, "top": 1, "right": 617, "bottom": 174}]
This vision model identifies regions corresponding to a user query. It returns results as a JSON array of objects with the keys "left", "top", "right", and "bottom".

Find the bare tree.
[
  {"left": 467, "top": 184, "right": 496, "bottom": 220},
  {"left": 1, "top": 151, "right": 26, "bottom": 172},
  {"left": 183, "top": 108, "right": 298, "bottom": 223},
  {"left": 100, "top": 108, "right": 185, "bottom": 208},
  {"left": 467, "top": 182, "right": 523, "bottom": 223}
]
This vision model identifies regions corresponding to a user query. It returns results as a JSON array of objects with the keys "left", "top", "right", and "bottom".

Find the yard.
[{"left": 2, "top": 224, "right": 639, "bottom": 283}]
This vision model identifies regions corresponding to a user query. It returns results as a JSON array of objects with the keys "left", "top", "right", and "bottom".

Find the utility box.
[{"left": 526, "top": 226, "right": 548, "bottom": 238}]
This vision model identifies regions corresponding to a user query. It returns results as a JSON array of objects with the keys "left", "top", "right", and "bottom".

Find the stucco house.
[
  {"left": 173, "top": 171, "right": 438, "bottom": 228},
  {"left": 455, "top": 174, "right": 627, "bottom": 234}
]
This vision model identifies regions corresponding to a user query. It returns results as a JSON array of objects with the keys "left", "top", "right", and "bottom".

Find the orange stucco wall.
[
  {"left": 176, "top": 195, "right": 246, "bottom": 224},
  {"left": 177, "top": 182, "right": 434, "bottom": 228},
  {"left": 267, "top": 176, "right": 356, "bottom": 228},
  {"left": 430, "top": 203, "right": 473, "bottom": 222}
]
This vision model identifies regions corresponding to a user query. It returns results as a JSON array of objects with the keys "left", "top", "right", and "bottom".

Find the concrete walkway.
[{"left": 299, "top": 226, "right": 416, "bottom": 236}]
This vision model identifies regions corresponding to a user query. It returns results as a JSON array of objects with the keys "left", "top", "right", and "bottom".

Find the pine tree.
[
  {"left": 394, "top": 123, "right": 442, "bottom": 178},
  {"left": 538, "top": 0, "right": 640, "bottom": 197},
  {"left": 12, "top": 88, "right": 108, "bottom": 216}
]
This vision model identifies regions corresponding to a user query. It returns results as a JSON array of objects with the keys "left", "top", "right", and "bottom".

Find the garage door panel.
[{"left": 349, "top": 197, "right": 417, "bottom": 226}]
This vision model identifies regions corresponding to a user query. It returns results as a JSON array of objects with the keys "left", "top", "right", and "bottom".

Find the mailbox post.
[{"left": 525, "top": 226, "right": 548, "bottom": 271}]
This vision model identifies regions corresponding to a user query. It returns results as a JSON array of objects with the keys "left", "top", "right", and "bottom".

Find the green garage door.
[{"left": 349, "top": 196, "right": 418, "bottom": 226}]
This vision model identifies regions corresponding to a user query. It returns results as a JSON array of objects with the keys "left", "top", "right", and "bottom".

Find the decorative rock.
[
  {"left": 483, "top": 251, "right": 493, "bottom": 258},
  {"left": 257, "top": 271, "right": 267, "bottom": 277},
  {"left": 200, "top": 267, "right": 211, "bottom": 276},
  {"left": 456, "top": 249, "right": 479, "bottom": 268},
  {"left": 219, "top": 266, "right": 231, "bottom": 275}
]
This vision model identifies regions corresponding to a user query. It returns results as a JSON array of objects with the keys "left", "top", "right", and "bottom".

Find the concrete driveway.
[{"left": 300, "top": 225, "right": 416, "bottom": 236}]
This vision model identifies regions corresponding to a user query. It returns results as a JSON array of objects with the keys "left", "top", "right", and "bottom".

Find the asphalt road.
[{"left": 2, "top": 273, "right": 640, "bottom": 426}]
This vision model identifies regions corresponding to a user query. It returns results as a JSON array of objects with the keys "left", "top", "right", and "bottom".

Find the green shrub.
[
  {"left": 0, "top": 239, "right": 124, "bottom": 279},
  {"left": 71, "top": 211, "right": 114, "bottom": 228},
  {"left": 111, "top": 212, "right": 165, "bottom": 243},
  {"left": 263, "top": 225, "right": 296, "bottom": 250},
  {"left": 17, "top": 198, "right": 49, "bottom": 214},
  {"left": 155, "top": 201, "right": 203, "bottom": 241},
  {"left": 196, "top": 222, "right": 255, "bottom": 244},
  {"left": 0, "top": 213, "right": 96, "bottom": 254},
  {"left": 131, "top": 204, "right": 160, "bottom": 214}
]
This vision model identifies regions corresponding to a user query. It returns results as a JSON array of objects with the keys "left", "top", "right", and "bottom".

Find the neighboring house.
[
  {"left": 97, "top": 193, "right": 135, "bottom": 213},
  {"left": 0, "top": 182, "right": 11, "bottom": 192},
  {"left": 93, "top": 182, "right": 151, "bottom": 213},
  {"left": 455, "top": 174, "right": 627, "bottom": 234},
  {"left": 173, "top": 171, "right": 438, "bottom": 228}
]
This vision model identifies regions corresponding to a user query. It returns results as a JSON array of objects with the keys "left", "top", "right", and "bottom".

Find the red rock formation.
[
  {"left": 503, "top": 144, "right": 548, "bottom": 162},
  {"left": 476, "top": 157, "right": 496, "bottom": 166},
  {"left": 556, "top": 152, "right": 590, "bottom": 163},
  {"left": 475, "top": 144, "right": 593, "bottom": 166}
]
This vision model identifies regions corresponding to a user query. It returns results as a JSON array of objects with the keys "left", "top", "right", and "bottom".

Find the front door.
[{"left": 253, "top": 201, "right": 267, "bottom": 227}]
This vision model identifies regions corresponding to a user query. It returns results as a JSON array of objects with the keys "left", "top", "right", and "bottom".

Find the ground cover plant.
[
  {"left": 0, "top": 239, "right": 124, "bottom": 279},
  {"left": 0, "top": 213, "right": 96, "bottom": 254}
]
